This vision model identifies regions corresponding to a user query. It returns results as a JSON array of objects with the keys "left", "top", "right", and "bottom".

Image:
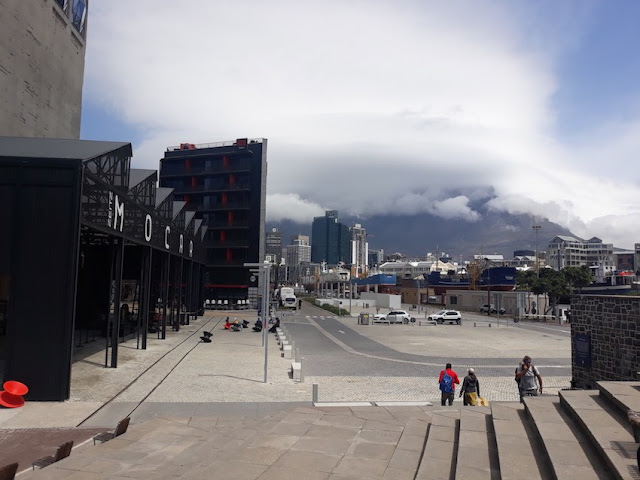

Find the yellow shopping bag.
[
  {"left": 476, "top": 397, "right": 490, "bottom": 407},
  {"left": 464, "top": 392, "right": 477, "bottom": 406}
]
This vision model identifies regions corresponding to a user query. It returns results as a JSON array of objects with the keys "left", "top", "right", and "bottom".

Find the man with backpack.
[
  {"left": 515, "top": 355, "right": 543, "bottom": 403},
  {"left": 438, "top": 363, "right": 460, "bottom": 406}
]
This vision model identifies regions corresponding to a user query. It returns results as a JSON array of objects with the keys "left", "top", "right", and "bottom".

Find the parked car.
[
  {"left": 373, "top": 310, "right": 414, "bottom": 324},
  {"left": 479, "top": 304, "right": 506, "bottom": 314},
  {"left": 428, "top": 310, "right": 462, "bottom": 325},
  {"left": 479, "top": 304, "right": 497, "bottom": 314}
]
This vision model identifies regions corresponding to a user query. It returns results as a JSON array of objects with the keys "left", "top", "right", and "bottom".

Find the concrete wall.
[
  {"left": 441, "top": 289, "right": 550, "bottom": 316},
  {"left": 360, "top": 292, "right": 401, "bottom": 309},
  {"left": 0, "top": 0, "right": 86, "bottom": 138},
  {"left": 571, "top": 295, "right": 640, "bottom": 389}
]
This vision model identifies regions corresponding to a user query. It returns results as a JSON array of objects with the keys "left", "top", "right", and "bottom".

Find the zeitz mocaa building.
[
  {"left": 0, "top": 137, "right": 206, "bottom": 401},
  {"left": 0, "top": 0, "right": 88, "bottom": 138},
  {"left": 159, "top": 139, "right": 267, "bottom": 306}
]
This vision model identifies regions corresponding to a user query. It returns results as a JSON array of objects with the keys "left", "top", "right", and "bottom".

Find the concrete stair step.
[
  {"left": 454, "top": 408, "right": 498, "bottom": 480},
  {"left": 559, "top": 390, "right": 637, "bottom": 480},
  {"left": 416, "top": 410, "right": 460, "bottom": 480},
  {"left": 21, "top": 411, "right": 292, "bottom": 479},
  {"left": 597, "top": 381, "right": 640, "bottom": 415},
  {"left": 524, "top": 396, "right": 609, "bottom": 479},
  {"left": 490, "top": 403, "right": 546, "bottom": 480}
]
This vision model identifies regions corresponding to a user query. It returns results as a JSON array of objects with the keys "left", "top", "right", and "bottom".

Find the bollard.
[
  {"left": 474, "top": 322, "right": 476, "bottom": 327},
  {"left": 300, "top": 362, "right": 304, "bottom": 383},
  {"left": 489, "top": 323, "right": 491, "bottom": 327},
  {"left": 312, "top": 383, "right": 318, "bottom": 403}
]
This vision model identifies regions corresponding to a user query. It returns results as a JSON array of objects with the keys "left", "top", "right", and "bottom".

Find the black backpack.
[{"left": 515, "top": 367, "right": 520, "bottom": 384}]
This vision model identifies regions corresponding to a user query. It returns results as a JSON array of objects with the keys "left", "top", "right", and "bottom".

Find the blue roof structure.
[{"left": 351, "top": 274, "right": 397, "bottom": 286}]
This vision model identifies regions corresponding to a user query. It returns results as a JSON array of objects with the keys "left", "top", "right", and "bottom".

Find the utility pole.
[
  {"left": 533, "top": 225, "right": 541, "bottom": 278},
  {"left": 486, "top": 257, "right": 491, "bottom": 316}
]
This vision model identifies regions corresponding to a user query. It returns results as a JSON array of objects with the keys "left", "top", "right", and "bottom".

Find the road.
[{"left": 280, "top": 302, "right": 572, "bottom": 383}]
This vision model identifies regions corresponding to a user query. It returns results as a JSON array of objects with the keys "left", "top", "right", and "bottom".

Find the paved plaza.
[{"left": 0, "top": 302, "right": 573, "bottom": 477}]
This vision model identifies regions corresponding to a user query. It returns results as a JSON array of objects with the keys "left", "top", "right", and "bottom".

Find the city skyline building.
[
  {"left": 547, "top": 235, "right": 614, "bottom": 279},
  {"left": 286, "top": 237, "right": 312, "bottom": 267},
  {"left": 159, "top": 138, "right": 267, "bottom": 303},
  {"left": 265, "top": 227, "right": 282, "bottom": 263},
  {"left": 311, "top": 210, "right": 350, "bottom": 265},
  {"left": 350, "top": 223, "right": 368, "bottom": 277},
  {"left": 285, "top": 236, "right": 312, "bottom": 286},
  {"left": 1, "top": 0, "right": 88, "bottom": 138},
  {"left": 368, "top": 249, "right": 384, "bottom": 270}
]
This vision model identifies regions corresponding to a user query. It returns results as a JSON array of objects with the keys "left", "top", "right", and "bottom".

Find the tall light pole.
[
  {"left": 245, "top": 261, "right": 272, "bottom": 383},
  {"left": 532, "top": 225, "right": 541, "bottom": 278}
]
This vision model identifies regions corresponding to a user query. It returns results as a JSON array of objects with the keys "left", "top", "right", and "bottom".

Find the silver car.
[{"left": 373, "top": 310, "right": 414, "bottom": 324}]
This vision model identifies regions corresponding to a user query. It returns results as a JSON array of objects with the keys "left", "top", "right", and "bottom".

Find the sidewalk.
[
  {"left": 0, "top": 311, "right": 309, "bottom": 472},
  {"left": 0, "top": 304, "right": 570, "bottom": 475}
]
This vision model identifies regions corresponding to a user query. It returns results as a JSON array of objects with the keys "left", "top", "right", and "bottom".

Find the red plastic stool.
[{"left": 0, "top": 381, "right": 29, "bottom": 408}]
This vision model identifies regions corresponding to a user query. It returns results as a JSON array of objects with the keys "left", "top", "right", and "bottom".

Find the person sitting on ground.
[
  {"left": 459, "top": 368, "right": 480, "bottom": 406},
  {"left": 268, "top": 318, "right": 281, "bottom": 333},
  {"left": 223, "top": 319, "right": 233, "bottom": 330},
  {"left": 230, "top": 319, "right": 242, "bottom": 331},
  {"left": 252, "top": 319, "right": 263, "bottom": 332}
]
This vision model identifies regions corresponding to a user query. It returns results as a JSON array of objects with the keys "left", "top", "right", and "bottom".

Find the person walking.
[
  {"left": 515, "top": 355, "right": 543, "bottom": 403},
  {"left": 438, "top": 363, "right": 460, "bottom": 406},
  {"left": 459, "top": 368, "right": 480, "bottom": 406}
]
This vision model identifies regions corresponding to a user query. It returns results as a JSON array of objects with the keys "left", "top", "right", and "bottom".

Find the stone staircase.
[
  {"left": 15, "top": 382, "right": 640, "bottom": 479},
  {"left": 414, "top": 381, "right": 640, "bottom": 480}
]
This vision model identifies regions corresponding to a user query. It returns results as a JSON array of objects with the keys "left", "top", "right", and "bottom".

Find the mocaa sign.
[{"left": 107, "top": 192, "right": 194, "bottom": 258}]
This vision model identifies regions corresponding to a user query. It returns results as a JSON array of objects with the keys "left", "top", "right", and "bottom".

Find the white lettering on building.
[
  {"left": 144, "top": 214, "right": 152, "bottom": 242},
  {"left": 165, "top": 226, "right": 171, "bottom": 249},
  {"left": 113, "top": 195, "right": 124, "bottom": 232}
]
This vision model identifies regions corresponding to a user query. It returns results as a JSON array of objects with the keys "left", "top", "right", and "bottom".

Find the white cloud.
[
  {"left": 266, "top": 194, "right": 326, "bottom": 223},
  {"left": 432, "top": 196, "right": 480, "bottom": 221},
  {"left": 83, "top": 1, "right": 640, "bottom": 249}
]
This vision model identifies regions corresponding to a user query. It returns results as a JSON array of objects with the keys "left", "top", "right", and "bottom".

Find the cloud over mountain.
[{"left": 83, "top": 1, "right": 640, "bottom": 250}]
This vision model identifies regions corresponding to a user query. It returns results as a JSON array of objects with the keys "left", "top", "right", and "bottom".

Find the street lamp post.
[
  {"left": 533, "top": 225, "right": 541, "bottom": 278},
  {"left": 245, "top": 261, "right": 272, "bottom": 383}
]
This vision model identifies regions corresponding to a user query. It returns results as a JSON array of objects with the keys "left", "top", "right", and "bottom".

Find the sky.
[{"left": 81, "top": 0, "right": 640, "bottom": 249}]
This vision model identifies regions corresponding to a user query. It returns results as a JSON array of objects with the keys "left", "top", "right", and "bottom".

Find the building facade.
[
  {"left": 368, "top": 249, "right": 384, "bottom": 270},
  {"left": 265, "top": 227, "right": 282, "bottom": 263},
  {"left": 159, "top": 138, "right": 267, "bottom": 303},
  {"left": 0, "top": 137, "right": 206, "bottom": 401},
  {"left": 286, "top": 236, "right": 311, "bottom": 267},
  {"left": 311, "top": 210, "right": 350, "bottom": 265},
  {"left": 0, "top": 0, "right": 88, "bottom": 138},
  {"left": 547, "top": 235, "right": 614, "bottom": 279},
  {"left": 350, "top": 223, "right": 368, "bottom": 277}
]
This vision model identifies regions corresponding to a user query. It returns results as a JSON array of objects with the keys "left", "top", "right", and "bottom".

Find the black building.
[
  {"left": 159, "top": 139, "right": 267, "bottom": 305},
  {"left": 311, "top": 210, "right": 350, "bottom": 265},
  {"left": 0, "top": 137, "right": 206, "bottom": 401}
]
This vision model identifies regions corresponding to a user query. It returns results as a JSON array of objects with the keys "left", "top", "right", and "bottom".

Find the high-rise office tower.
[
  {"left": 350, "top": 223, "right": 368, "bottom": 276},
  {"left": 286, "top": 236, "right": 312, "bottom": 267},
  {"left": 265, "top": 227, "right": 282, "bottom": 263},
  {"left": 311, "top": 210, "right": 350, "bottom": 265},
  {"left": 0, "top": 1, "right": 88, "bottom": 138},
  {"left": 159, "top": 138, "right": 267, "bottom": 302}
]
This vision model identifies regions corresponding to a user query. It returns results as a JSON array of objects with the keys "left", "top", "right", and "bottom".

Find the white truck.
[{"left": 278, "top": 287, "right": 297, "bottom": 309}]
